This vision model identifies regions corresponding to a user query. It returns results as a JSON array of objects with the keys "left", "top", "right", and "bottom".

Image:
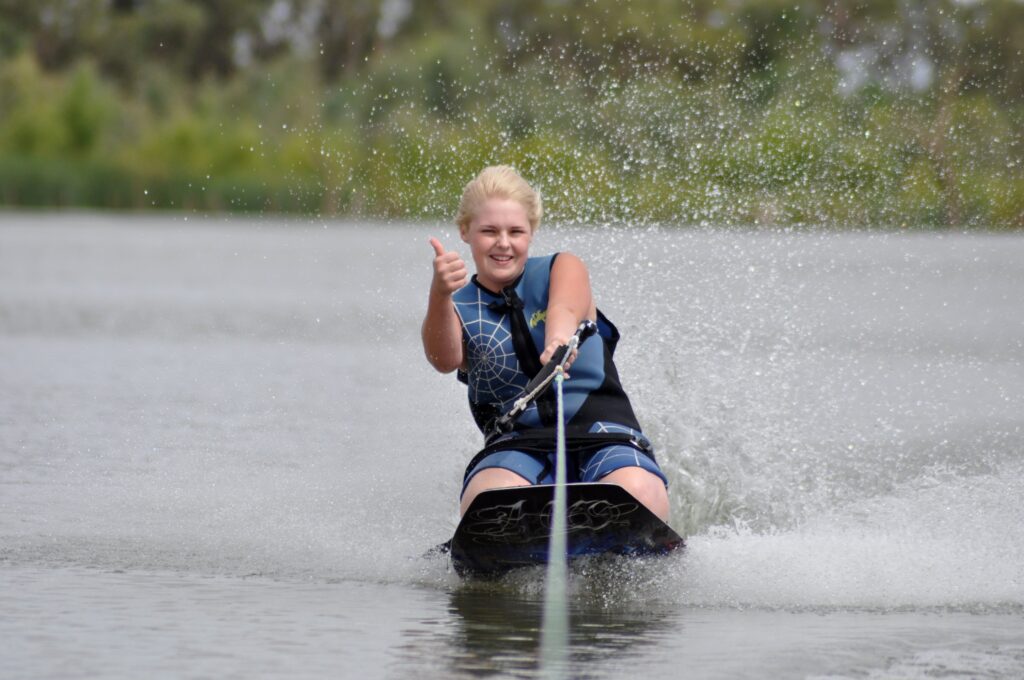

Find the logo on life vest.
[{"left": 529, "top": 309, "right": 547, "bottom": 329}]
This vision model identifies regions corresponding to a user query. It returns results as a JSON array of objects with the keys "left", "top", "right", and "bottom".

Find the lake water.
[{"left": 2, "top": 213, "right": 1023, "bottom": 679}]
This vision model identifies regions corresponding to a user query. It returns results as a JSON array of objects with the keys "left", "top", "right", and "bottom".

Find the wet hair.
[{"left": 456, "top": 165, "right": 543, "bottom": 234}]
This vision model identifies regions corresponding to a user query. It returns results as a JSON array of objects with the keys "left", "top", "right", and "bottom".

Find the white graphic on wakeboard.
[{"left": 463, "top": 498, "right": 639, "bottom": 545}]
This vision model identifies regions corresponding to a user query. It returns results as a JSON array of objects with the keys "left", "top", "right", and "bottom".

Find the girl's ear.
[{"left": 460, "top": 226, "right": 469, "bottom": 243}]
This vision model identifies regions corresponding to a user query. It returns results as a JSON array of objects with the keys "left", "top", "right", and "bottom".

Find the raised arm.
[
  {"left": 540, "top": 252, "right": 598, "bottom": 365},
  {"left": 421, "top": 238, "right": 467, "bottom": 373}
]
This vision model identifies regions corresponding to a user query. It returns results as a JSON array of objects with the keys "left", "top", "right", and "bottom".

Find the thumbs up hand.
[{"left": 429, "top": 238, "right": 468, "bottom": 297}]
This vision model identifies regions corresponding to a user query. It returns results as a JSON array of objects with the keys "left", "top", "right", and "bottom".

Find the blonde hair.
[{"left": 456, "top": 165, "right": 543, "bottom": 234}]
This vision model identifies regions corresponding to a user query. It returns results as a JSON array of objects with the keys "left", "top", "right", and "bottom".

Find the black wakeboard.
[{"left": 448, "top": 483, "right": 684, "bottom": 576}]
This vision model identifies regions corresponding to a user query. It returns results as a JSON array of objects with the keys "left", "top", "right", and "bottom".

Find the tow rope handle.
[{"left": 488, "top": 319, "right": 598, "bottom": 438}]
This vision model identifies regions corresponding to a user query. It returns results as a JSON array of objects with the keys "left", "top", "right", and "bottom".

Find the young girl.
[{"left": 422, "top": 166, "right": 670, "bottom": 521}]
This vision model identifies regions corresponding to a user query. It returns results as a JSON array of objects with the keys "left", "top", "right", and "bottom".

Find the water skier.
[{"left": 422, "top": 165, "right": 670, "bottom": 521}]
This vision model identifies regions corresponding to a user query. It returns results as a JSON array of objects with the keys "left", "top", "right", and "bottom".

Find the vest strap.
[{"left": 490, "top": 284, "right": 556, "bottom": 424}]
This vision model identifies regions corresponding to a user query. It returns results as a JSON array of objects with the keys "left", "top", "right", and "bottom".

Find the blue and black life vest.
[{"left": 452, "top": 253, "right": 642, "bottom": 439}]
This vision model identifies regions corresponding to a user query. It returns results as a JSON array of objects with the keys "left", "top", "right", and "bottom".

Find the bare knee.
[
  {"left": 460, "top": 468, "right": 531, "bottom": 516},
  {"left": 600, "top": 467, "right": 670, "bottom": 522}
]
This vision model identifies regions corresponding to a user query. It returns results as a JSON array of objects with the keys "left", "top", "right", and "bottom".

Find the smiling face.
[{"left": 461, "top": 197, "right": 534, "bottom": 292}]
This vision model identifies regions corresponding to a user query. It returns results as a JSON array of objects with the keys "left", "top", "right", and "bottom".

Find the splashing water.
[
  {"left": 2, "top": 215, "right": 1023, "bottom": 679},
  {"left": 4, "top": 216, "right": 1021, "bottom": 599}
]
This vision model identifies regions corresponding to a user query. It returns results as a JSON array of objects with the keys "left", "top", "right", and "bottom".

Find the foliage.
[{"left": 0, "top": 0, "right": 1020, "bottom": 227}]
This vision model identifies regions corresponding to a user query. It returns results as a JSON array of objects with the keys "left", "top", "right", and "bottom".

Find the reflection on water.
[
  {"left": 447, "top": 587, "right": 545, "bottom": 677},
  {"left": 396, "top": 561, "right": 677, "bottom": 679}
]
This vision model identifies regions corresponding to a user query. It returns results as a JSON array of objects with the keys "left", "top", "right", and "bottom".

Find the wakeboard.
[{"left": 447, "top": 482, "right": 684, "bottom": 576}]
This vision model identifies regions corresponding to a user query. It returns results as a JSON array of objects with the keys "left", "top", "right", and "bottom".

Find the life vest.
[{"left": 452, "top": 253, "right": 641, "bottom": 439}]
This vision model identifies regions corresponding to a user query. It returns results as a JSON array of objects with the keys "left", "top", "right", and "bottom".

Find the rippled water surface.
[{"left": 2, "top": 213, "right": 1023, "bottom": 679}]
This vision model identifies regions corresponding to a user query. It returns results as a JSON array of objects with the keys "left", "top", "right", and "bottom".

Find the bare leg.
[
  {"left": 600, "top": 467, "right": 670, "bottom": 522},
  {"left": 460, "top": 467, "right": 531, "bottom": 516}
]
